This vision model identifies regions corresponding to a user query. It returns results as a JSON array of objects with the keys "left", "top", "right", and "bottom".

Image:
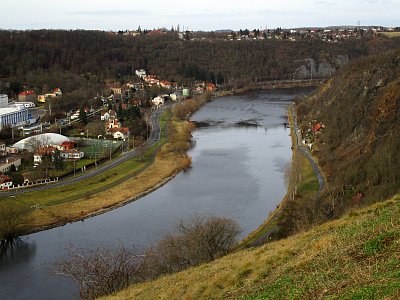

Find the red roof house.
[{"left": 312, "top": 122, "right": 323, "bottom": 133}]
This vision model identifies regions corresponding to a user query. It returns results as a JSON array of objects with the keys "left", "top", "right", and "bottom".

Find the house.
[
  {"left": 0, "top": 174, "right": 13, "bottom": 189},
  {"left": 34, "top": 146, "right": 57, "bottom": 163},
  {"left": 109, "top": 110, "right": 117, "bottom": 120},
  {"left": 6, "top": 147, "right": 19, "bottom": 154},
  {"left": 60, "top": 149, "right": 84, "bottom": 160},
  {"left": 37, "top": 95, "right": 47, "bottom": 103},
  {"left": 106, "top": 118, "right": 121, "bottom": 129},
  {"left": 147, "top": 30, "right": 166, "bottom": 36},
  {"left": 101, "top": 111, "right": 110, "bottom": 121},
  {"left": 44, "top": 88, "right": 62, "bottom": 99},
  {"left": 144, "top": 75, "right": 160, "bottom": 86},
  {"left": 0, "top": 156, "right": 21, "bottom": 172},
  {"left": 106, "top": 83, "right": 123, "bottom": 95},
  {"left": 160, "top": 80, "right": 172, "bottom": 89},
  {"left": 0, "top": 141, "right": 6, "bottom": 157},
  {"left": 152, "top": 96, "right": 164, "bottom": 106},
  {"left": 312, "top": 122, "right": 323, "bottom": 133},
  {"left": 18, "top": 90, "right": 37, "bottom": 102},
  {"left": 108, "top": 127, "right": 129, "bottom": 140},
  {"left": 135, "top": 69, "right": 147, "bottom": 78},
  {"left": 57, "top": 141, "right": 76, "bottom": 151},
  {"left": 53, "top": 88, "right": 62, "bottom": 96},
  {"left": 206, "top": 83, "right": 217, "bottom": 92}
]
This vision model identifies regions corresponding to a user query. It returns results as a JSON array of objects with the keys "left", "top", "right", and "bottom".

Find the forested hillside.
[
  {"left": 294, "top": 49, "right": 400, "bottom": 225},
  {"left": 1, "top": 30, "right": 400, "bottom": 95}
]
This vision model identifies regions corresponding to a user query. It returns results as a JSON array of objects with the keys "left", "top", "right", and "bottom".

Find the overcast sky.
[{"left": 2, "top": 0, "right": 399, "bottom": 31}]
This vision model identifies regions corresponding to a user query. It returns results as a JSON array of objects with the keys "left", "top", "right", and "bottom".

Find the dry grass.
[
  {"left": 381, "top": 32, "right": 400, "bottom": 38},
  {"left": 101, "top": 195, "right": 400, "bottom": 300}
]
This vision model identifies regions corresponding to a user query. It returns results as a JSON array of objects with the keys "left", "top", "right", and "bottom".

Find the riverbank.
[
  {"left": 9, "top": 87, "right": 317, "bottom": 238},
  {"left": 239, "top": 103, "right": 320, "bottom": 248},
  {"left": 6, "top": 115, "right": 192, "bottom": 236},
  {"left": 13, "top": 93, "right": 212, "bottom": 236}
]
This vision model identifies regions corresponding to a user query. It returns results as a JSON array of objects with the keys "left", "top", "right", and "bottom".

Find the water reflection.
[{"left": 0, "top": 239, "right": 37, "bottom": 272}]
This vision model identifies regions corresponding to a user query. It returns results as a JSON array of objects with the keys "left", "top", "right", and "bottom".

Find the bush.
[
  {"left": 142, "top": 215, "right": 241, "bottom": 279},
  {"left": 0, "top": 205, "right": 26, "bottom": 241}
]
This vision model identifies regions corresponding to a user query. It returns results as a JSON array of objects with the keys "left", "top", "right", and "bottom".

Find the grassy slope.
[{"left": 103, "top": 195, "right": 400, "bottom": 300}]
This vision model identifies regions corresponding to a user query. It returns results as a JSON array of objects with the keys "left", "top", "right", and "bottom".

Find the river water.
[{"left": 0, "top": 89, "right": 308, "bottom": 299}]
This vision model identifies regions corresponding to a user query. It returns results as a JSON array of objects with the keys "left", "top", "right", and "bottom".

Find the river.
[{"left": 0, "top": 89, "right": 309, "bottom": 299}]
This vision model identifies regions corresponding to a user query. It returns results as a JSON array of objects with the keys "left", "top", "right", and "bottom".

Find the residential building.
[
  {"left": 152, "top": 96, "right": 164, "bottom": 106},
  {"left": 108, "top": 127, "right": 129, "bottom": 140},
  {"left": 135, "top": 69, "right": 147, "bottom": 78},
  {"left": 101, "top": 111, "right": 110, "bottom": 121},
  {"left": 6, "top": 147, "right": 19, "bottom": 154},
  {"left": 160, "top": 80, "right": 172, "bottom": 89},
  {"left": 0, "top": 174, "right": 13, "bottom": 189},
  {"left": 57, "top": 141, "right": 76, "bottom": 151},
  {"left": 106, "top": 83, "right": 123, "bottom": 95},
  {"left": 0, "top": 156, "right": 21, "bottom": 173},
  {"left": 60, "top": 149, "right": 84, "bottom": 160},
  {"left": 206, "top": 83, "right": 217, "bottom": 92},
  {"left": 34, "top": 146, "right": 57, "bottom": 163},
  {"left": 37, "top": 95, "right": 47, "bottom": 103},
  {"left": 106, "top": 118, "right": 121, "bottom": 129},
  {"left": 0, "top": 141, "right": 6, "bottom": 157},
  {"left": 18, "top": 90, "right": 37, "bottom": 102}
]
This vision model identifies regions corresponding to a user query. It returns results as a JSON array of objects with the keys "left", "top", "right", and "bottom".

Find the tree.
[
  {"left": 142, "top": 215, "right": 240, "bottom": 279},
  {"left": 53, "top": 149, "right": 64, "bottom": 171},
  {"left": 79, "top": 108, "right": 88, "bottom": 125},
  {"left": 53, "top": 244, "right": 143, "bottom": 300},
  {"left": 0, "top": 204, "right": 26, "bottom": 241}
]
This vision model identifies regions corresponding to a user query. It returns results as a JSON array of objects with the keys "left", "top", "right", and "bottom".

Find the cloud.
[
  {"left": 314, "top": 0, "right": 335, "bottom": 6},
  {"left": 70, "top": 10, "right": 152, "bottom": 17}
]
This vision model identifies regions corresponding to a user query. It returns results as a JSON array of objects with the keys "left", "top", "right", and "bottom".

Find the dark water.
[{"left": 0, "top": 89, "right": 308, "bottom": 299}]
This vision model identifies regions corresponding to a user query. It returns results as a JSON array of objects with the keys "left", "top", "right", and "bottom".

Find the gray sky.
[{"left": 1, "top": 0, "right": 399, "bottom": 31}]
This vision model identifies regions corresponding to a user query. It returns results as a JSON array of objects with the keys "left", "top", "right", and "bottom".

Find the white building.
[
  {"left": 135, "top": 69, "right": 147, "bottom": 78},
  {"left": 11, "top": 101, "right": 35, "bottom": 108},
  {"left": 0, "top": 156, "right": 21, "bottom": 173},
  {"left": 60, "top": 149, "right": 84, "bottom": 160},
  {"left": 0, "top": 106, "right": 30, "bottom": 129},
  {"left": 152, "top": 96, "right": 164, "bottom": 106}
]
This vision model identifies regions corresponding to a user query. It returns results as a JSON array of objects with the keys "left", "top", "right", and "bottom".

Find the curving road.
[
  {"left": 291, "top": 104, "right": 325, "bottom": 192},
  {"left": 0, "top": 108, "right": 164, "bottom": 197}
]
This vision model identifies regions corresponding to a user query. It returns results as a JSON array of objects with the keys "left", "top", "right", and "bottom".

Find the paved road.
[
  {"left": 291, "top": 104, "right": 325, "bottom": 192},
  {"left": 0, "top": 108, "right": 164, "bottom": 197}
]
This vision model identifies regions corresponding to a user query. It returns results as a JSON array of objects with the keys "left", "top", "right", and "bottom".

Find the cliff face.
[
  {"left": 294, "top": 55, "right": 349, "bottom": 79},
  {"left": 297, "top": 49, "right": 400, "bottom": 213}
]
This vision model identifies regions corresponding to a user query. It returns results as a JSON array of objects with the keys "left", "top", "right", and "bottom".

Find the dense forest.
[
  {"left": 1, "top": 29, "right": 400, "bottom": 97},
  {"left": 285, "top": 49, "right": 400, "bottom": 234}
]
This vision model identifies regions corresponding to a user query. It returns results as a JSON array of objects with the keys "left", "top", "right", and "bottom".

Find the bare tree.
[
  {"left": 143, "top": 215, "right": 241, "bottom": 279},
  {"left": 53, "top": 244, "right": 144, "bottom": 300},
  {"left": 53, "top": 216, "right": 240, "bottom": 298}
]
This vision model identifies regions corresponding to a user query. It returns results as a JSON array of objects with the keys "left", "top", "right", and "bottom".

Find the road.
[
  {"left": 291, "top": 104, "right": 325, "bottom": 192},
  {"left": 0, "top": 108, "right": 164, "bottom": 197}
]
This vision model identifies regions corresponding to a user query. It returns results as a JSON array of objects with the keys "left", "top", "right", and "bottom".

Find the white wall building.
[
  {"left": 0, "top": 157, "right": 21, "bottom": 173},
  {"left": 0, "top": 106, "right": 30, "bottom": 129},
  {"left": 60, "top": 149, "right": 84, "bottom": 160},
  {"left": 152, "top": 96, "right": 164, "bottom": 106}
]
